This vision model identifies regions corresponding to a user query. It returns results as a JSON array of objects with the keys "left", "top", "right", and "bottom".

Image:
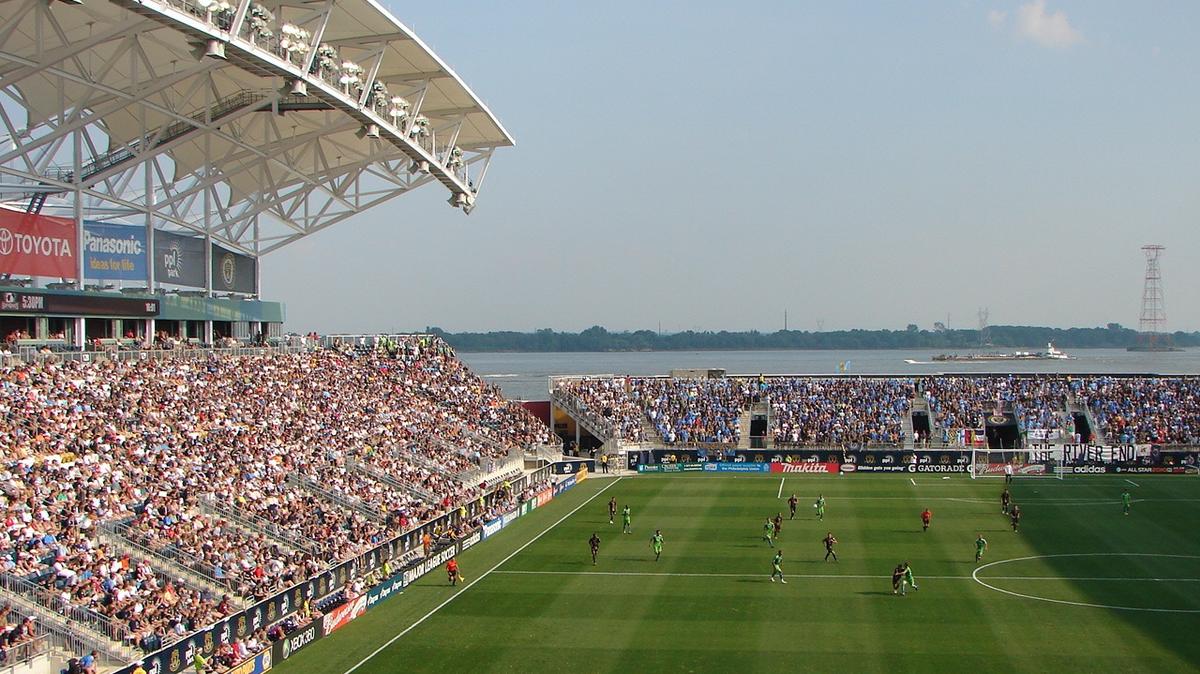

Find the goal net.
[{"left": 968, "top": 447, "right": 1065, "bottom": 480}]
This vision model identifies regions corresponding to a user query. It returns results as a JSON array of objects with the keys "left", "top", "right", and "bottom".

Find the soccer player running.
[
  {"left": 975, "top": 534, "right": 988, "bottom": 563},
  {"left": 622, "top": 505, "right": 632, "bottom": 534},
  {"left": 650, "top": 529, "right": 664, "bottom": 561},
  {"left": 920, "top": 508, "right": 932, "bottom": 532},
  {"left": 1121, "top": 489, "right": 1132, "bottom": 516},
  {"left": 1010, "top": 504, "right": 1021, "bottom": 532},
  {"left": 891, "top": 564, "right": 904, "bottom": 595},
  {"left": 608, "top": 497, "right": 617, "bottom": 525},
  {"left": 823, "top": 531, "right": 838, "bottom": 562},
  {"left": 762, "top": 518, "right": 775, "bottom": 548},
  {"left": 772, "top": 512, "right": 783, "bottom": 540},
  {"left": 788, "top": 493, "right": 799, "bottom": 520},
  {"left": 770, "top": 550, "right": 786, "bottom": 583},
  {"left": 589, "top": 533, "right": 601, "bottom": 566},
  {"left": 1001, "top": 488, "right": 1011, "bottom": 514},
  {"left": 903, "top": 561, "right": 918, "bottom": 594},
  {"left": 447, "top": 557, "right": 461, "bottom": 586},
  {"left": 815, "top": 495, "right": 826, "bottom": 521}
]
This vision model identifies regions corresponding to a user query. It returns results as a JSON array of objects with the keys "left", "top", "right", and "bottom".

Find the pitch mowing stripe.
[
  {"left": 341, "top": 477, "right": 623, "bottom": 674},
  {"left": 491, "top": 569, "right": 1200, "bottom": 582}
]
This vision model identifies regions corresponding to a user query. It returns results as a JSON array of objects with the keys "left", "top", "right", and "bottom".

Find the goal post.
[{"left": 968, "top": 447, "right": 1065, "bottom": 480}]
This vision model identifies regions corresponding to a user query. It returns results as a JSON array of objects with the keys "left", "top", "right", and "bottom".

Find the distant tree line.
[{"left": 421, "top": 323, "right": 1200, "bottom": 352}]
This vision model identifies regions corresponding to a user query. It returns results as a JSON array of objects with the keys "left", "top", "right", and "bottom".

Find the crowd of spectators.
[
  {"left": 1078, "top": 377, "right": 1200, "bottom": 445},
  {"left": 631, "top": 378, "right": 752, "bottom": 444},
  {"left": 768, "top": 378, "right": 914, "bottom": 447},
  {"left": 552, "top": 378, "right": 646, "bottom": 441},
  {"left": 0, "top": 336, "right": 553, "bottom": 655},
  {"left": 557, "top": 374, "right": 1200, "bottom": 447}
]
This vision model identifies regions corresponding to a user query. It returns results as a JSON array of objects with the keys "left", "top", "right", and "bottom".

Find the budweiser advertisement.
[
  {"left": 770, "top": 462, "right": 839, "bottom": 474},
  {"left": 0, "top": 209, "right": 78, "bottom": 278}
]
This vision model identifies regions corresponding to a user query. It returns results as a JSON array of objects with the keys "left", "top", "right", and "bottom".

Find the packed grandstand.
[
  {"left": 553, "top": 374, "right": 1200, "bottom": 447},
  {"left": 0, "top": 337, "right": 559, "bottom": 670}
]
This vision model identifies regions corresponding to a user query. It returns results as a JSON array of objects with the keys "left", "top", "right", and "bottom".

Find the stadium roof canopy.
[{"left": 0, "top": 0, "right": 512, "bottom": 254}]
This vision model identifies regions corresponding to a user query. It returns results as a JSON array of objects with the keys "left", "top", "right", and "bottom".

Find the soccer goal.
[{"left": 968, "top": 447, "right": 1065, "bottom": 480}]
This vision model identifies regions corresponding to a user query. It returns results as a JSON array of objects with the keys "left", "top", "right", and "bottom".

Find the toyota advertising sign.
[{"left": 0, "top": 209, "right": 78, "bottom": 278}]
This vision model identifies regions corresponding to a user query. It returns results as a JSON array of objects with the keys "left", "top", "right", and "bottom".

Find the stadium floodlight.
[
  {"left": 288, "top": 79, "right": 307, "bottom": 96},
  {"left": 409, "top": 160, "right": 430, "bottom": 174},
  {"left": 359, "top": 124, "right": 380, "bottom": 139},
  {"left": 204, "top": 39, "right": 226, "bottom": 60}
]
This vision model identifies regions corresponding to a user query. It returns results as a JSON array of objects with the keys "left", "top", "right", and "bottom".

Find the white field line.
[
  {"left": 910, "top": 478, "right": 917, "bottom": 486},
  {"left": 492, "top": 569, "right": 1200, "bottom": 582},
  {"left": 1125, "top": 479, "right": 1140, "bottom": 487},
  {"left": 341, "top": 477, "right": 623, "bottom": 674},
  {"left": 777, "top": 477, "right": 785, "bottom": 499}
]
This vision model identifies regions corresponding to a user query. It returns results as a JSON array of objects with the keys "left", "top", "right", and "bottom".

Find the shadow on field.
[
  {"left": 856, "top": 591, "right": 894, "bottom": 596},
  {"left": 998, "top": 481, "right": 1200, "bottom": 667}
]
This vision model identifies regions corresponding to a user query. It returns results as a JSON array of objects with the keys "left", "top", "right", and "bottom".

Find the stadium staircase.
[
  {"left": 0, "top": 574, "right": 135, "bottom": 666},
  {"left": 906, "top": 397, "right": 932, "bottom": 449},
  {"left": 200, "top": 498, "right": 323, "bottom": 557},
  {"left": 98, "top": 522, "right": 248, "bottom": 608},
  {"left": 1065, "top": 393, "right": 1101, "bottom": 443},
  {"left": 347, "top": 457, "right": 436, "bottom": 503},
  {"left": 286, "top": 473, "right": 387, "bottom": 523},
  {"left": 548, "top": 391, "right": 616, "bottom": 443}
]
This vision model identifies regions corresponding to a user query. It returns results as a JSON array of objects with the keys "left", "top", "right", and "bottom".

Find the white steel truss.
[{"left": 0, "top": 0, "right": 511, "bottom": 262}]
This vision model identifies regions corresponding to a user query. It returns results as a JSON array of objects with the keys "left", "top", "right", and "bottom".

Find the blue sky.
[{"left": 261, "top": 1, "right": 1200, "bottom": 333}]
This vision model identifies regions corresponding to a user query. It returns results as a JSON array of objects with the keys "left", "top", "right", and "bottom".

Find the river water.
[{"left": 457, "top": 348, "right": 1200, "bottom": 401}]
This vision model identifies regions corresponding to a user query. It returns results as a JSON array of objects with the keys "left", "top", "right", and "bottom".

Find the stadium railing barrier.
[{"left": 109, "top": 462, "right": 573, "bottom": 674}]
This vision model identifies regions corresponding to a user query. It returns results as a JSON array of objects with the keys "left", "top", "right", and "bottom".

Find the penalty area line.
[
  {"left": 341, "top": 477, "right": 623, "bottom": 674},
  {"left": 909, "top": 478, "right": 917, "bottom": 486},
  {"left": 1125, "top": 479, "right": 1140, "bottom": 487},
  {"left": 777, "top": 477, "right": 785, "bottom": 499}
]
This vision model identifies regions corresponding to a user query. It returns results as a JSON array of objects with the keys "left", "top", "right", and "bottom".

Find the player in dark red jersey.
[
  {"left": 788, "top": 493, "right": 799, "bottom": 519},
  {"left": 1001, "top": 488, "right": 1011, "bottom": 514},
  {"left": 1010, "top": 504, "right": 1021, "bottom": 532},
  {"left": 589, "top": 532, "right": 601, "bottom": 565},
  {"left": 447, "top": 557, "right": 461, "bottom": 586},
  {"left": 920, "top": 508, "right": 932, "bottom": 532},
  {"left": 608, "top": 497, "right": 617, "bottom": 525},
  {"left": 772, "top": 513, "right": 783, "bottom": 540},
  {"left": 823, "top": 532, "right": 838, "bottom": 562}
]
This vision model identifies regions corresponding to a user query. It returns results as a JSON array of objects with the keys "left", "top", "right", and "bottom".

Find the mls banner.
[
  {"left": 211, "top": 243, "right": 257, "bottom": 293},
  {"left": 0, "top": 208, "right": 78, "bottom": 278}
]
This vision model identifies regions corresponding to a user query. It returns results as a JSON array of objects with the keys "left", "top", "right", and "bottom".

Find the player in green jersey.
[
  {"left": 902, "top": 561, "right": 918, "bottom": 595},
  {"left": 650, "top": 530, "right": 664, "bottom": 561},
  {"left": 1122, "top": 489, "right": 1132, "bottom": 515},
  {"left": 762, "top": 519, "right": 775, "bottom": 547},
  {"left": 770, "top": 550, "right": 786, "bottom": 583},
  {"left": 622, "top": 505, "right": 632, "bottom": 534},
  {"left": 975, "top": 534, "right": 988, "bottom": 563},
  {"left": 814, "top": 495, "right": 826, "bottom": 520}
]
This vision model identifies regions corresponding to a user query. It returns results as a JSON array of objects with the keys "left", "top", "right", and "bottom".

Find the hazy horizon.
[{"left": 261, "top": 2, "right": 1200, "bottom": 334}]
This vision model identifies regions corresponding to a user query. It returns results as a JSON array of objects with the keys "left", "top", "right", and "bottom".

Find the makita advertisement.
[
  {"left": 211, "top": 243, "right": 257, "bottom": 293},
  {"left": 0, "top": 209, "right": 77, "bottom": 278},
  {"left": 83, "top": 221, "right": 147, "bottom": 280},
  {"left": 154, "top": 229, "right": 206, "bottom": 287},
  {"left": 770, "top": 462, "right": 839, "bottom": 474}
]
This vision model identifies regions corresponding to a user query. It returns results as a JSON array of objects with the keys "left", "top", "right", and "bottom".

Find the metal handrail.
[
  {"left": 200, "top": 499, "right": 322, "bottom": 556},
  {"left": 101, "top": 521, "right": 241, "bottom": 602},
  {"left": 0, "top": 574, "right": 126, "bottom": 644},
  {"left": 286, "top": 474, "right": 385, "bottom": 523}
]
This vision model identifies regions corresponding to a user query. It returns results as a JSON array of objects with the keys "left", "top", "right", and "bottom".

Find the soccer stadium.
[{"left": 0, "top": 1, "right": 1199, "bottom": 673}]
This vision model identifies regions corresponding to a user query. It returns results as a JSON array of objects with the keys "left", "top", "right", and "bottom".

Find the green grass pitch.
[{"left": 275, "top": 474, "right": 1200, "bottom": 673}]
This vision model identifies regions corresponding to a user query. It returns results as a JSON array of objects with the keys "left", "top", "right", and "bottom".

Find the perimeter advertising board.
[
  {"left": 0, "top": 209, "right": 77, "bottom": 278},
  {"left": 83, "top": 222, "right": 147, "bottom": 280}
]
